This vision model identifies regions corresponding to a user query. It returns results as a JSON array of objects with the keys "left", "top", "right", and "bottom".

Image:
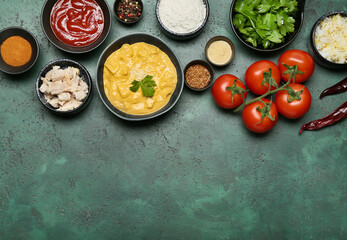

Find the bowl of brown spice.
[
  {"left": 0, "top": 27, "right": 39, "bottom": 74},
  {"left": 184, "top": 60, "right": 214, "bottom": 91}
]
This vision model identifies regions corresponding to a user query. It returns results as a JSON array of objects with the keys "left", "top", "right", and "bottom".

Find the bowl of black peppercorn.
[{"left": 114, "top": 0, "right": 143, "bottom": 24}]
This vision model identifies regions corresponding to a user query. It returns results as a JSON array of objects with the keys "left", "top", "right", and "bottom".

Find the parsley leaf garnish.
[
  {"left": 233, "top": 0, "right": 298, "bottom": 49},
  {"left": 130, "top": 75, "right": 157, "bottom": 97}
]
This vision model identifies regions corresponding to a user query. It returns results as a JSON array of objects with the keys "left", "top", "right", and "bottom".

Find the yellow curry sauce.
[{"left": 104, "top": 42, "right": 177, "bottom": 115}]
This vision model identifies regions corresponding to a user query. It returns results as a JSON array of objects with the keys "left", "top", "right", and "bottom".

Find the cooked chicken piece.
[
  {"left": 49, "top": 80, "right": 63, "bottom": 95},
  {"left": 41, "top": 65, "right": 88, "bottom": 111},
  {"left": 72, "top": 67, "right": 80, "bottom": 76},
  {"left": 146, "top": 98, "right": 155, "bottom": 109},
  {"left": 45, "top": 68, "right": 54, "bottom": 80},
  {"left": 73, "top": 91, "right": 87, "bottom": 101},
  {"left": 58, "top": 92, "right": 71, "bottom": 101},
  {"left": 61, "top": 81, "right": 72, "bottom": 92},
  {"left": 48, "top": 97, "right": 60, "bottom": 108},
  {"left": 70, "top": 76, "right": 80, "bottom": 91},
  {"left": 44, "top": 94, "right": 54, "bottom": 101},
  {"left": 58, "top": 100, "right": 66, "bottom": 106},
  {"left": 64, "top": 67, "right": 75, "bottom": 80},
  {"left": 41, "top": 77, "right": 51, "bottom": 85},
  {"left": 39, "top": 83, "right": 49, "bottom": 94},
  {"left": 59, "top": 99, "right": 82, "bottom": 111},
  {"left": 78, "top": 80, "right": 89, "bottom": 92},
  {"left": 51, "top": 68, "right": 65, "bottom": 81}
]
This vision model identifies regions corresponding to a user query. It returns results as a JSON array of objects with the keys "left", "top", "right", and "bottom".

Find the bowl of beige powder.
[
  {"left": 205, "top": 36, "right": 235, "bottom": 67},
  {"left": 155, "top": 0, "right": 210, "bottom": 40}
]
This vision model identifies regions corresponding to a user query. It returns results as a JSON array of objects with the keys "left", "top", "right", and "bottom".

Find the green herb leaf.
[
  {"left": 257, "top": 0, "right": 272, "bottom": 13},
  {"left": 129, "top": 75, "right": 157, "bottom": 97},
  {"left": 280, "top": 0, "right": 298, "bottom": 13},
  {"left": 233, "top": 0, "right": 298, "bottom": 49},
  {"left": 267, "top": 29, "right": 283, "bottom": 43},
  {"left": 262, "top": 13, "right": 277, "bottom": 30},
  {"left": 142, "top": 75, "right": 156, "bottom": 87},
  {"left": 233, "top": 14, "right": 247, "bottom": 29},
  {"left": 130, "top": 80, "right": 141, "bottom": 92}
]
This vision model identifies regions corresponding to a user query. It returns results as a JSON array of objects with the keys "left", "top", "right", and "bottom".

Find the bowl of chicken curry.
[{"left": 96, "top": 33, "right": 183, "bottom": 121}]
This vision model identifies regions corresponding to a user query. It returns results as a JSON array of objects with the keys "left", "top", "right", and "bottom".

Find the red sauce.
[{"left": 50, "top": 0, "right": 104, "bottom": 47}]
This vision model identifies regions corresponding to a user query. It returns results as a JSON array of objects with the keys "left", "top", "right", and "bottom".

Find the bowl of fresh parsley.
[
  {"left": 230, "top": 0, "right": 306, "bottom": 52},
  {"left": 96, "top": 33, "right": 184, "bottom": 121}
]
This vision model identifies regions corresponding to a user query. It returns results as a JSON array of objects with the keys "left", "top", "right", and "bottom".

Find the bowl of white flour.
[{"left": 156, "top": 0, "right": 210, "bottom": 40}]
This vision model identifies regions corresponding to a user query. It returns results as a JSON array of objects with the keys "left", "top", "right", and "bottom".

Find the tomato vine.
[{"left": 234, "top": 63, "right": 304, "bottom": 113}]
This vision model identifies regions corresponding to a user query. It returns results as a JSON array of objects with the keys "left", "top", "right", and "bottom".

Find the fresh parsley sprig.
[
  {"left": 130, "top": 75, "right": 157, "bottom": 97},
  {"left": 233, "top": 0, "right": 298, "bottom": 49}
]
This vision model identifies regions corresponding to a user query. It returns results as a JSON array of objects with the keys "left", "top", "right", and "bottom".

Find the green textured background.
[{"left": 0, "top": 0, "right": 346, "bottom": 239}]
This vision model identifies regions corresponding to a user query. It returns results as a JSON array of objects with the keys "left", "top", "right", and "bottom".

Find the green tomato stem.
[{"left": 234, "top": 64, "right": 299, "bottom": 113}]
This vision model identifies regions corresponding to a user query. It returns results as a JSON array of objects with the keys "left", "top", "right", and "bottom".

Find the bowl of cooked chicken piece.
[{"left": 36, "top": 59, "right": 92, "bottom": 115}]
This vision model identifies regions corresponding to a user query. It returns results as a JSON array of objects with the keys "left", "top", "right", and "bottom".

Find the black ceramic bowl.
[
  {"left": 309, "top": 11, "right": 347, "bottom": 69},
  {"left": 205, "top": 36, "right": 235, "bottom": 67},
  {"left": 36, "top": 59, "right": 92, "bottom": 115},
  {"left": 0, "top": 27, "right": 39, "bottom": 74},
  {"left": 114, "top": 0, "right": 143, "bottom": 24},
  {"left": 96, "top": 33, "right": 184, "bottom": 121},
  {"left": 184, "top": 60, "right": 214, "bottom": 91},
  {"left": 41, "top": 0, "right": 111, "bottom": 54},
  {"left": 155, "top": 0, "right": 210, "bottom": 40},
  {"left": 230, "top": 0, "right": 305, "bottom": 52}
]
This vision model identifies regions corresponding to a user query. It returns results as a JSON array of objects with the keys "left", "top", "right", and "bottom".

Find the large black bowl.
[
  {"left": 155, "top": 0, "right": 210, "bottom": 40},
  {"left": 0, "top": 27, "right": 39, "bottom": 74},
  {"left": 230, "top": 0, "right": 306, "bottom": 52},
  {"left": 36, "top": 59, "right": 92, "bottom": 115},
  {"left": 41, "top": 0, "right": 111, "bottom": 54},
  {"left": 96, "top": 33, "right": 184, "bottom": 121},
  {"left": 309, "top": 11, "right": 347, "bottom": 69}
]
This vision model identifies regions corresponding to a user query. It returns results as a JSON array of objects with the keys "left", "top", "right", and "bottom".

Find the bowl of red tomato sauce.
[{"left": 41, "top": 0, "right": 111, "bottom": 53}]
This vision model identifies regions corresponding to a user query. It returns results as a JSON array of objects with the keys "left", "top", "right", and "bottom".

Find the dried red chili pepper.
[
  {"left": 319, "top": 77, "right": 347, "bottom": 99},
  {"left": 299, "top": 101, "right": 347, "bottom": 134}
]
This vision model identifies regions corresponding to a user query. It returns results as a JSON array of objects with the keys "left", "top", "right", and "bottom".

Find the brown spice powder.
[
  {"left": 1, "top": 36, "right": 32, "bottom": 67},
  {"left": 185, "top": 64, "right": 211, "bottom": 89}
]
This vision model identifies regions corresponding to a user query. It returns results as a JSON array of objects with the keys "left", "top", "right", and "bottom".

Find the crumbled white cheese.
[
  {"left": 314, "top": 14, "right": 347, "bottom": 64},
  {"left": 39, "top": 66, "right": 88, "bottom": 111}
]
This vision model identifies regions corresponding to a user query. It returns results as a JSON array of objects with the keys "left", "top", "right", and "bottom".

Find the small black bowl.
[
  {"left": 230, "top": 0, "right": 306, "bottom": 52},
  {"left": 0, "top": 27, "right": 39, "bottom": 74},
  {"left": 96, "top": 33, "right": 184, "bottom": 121},
  {"left": 155, "top": 0, "right": 210, "bottom": 40},
  {"left": 36, "top": 59, "right": 92, "bottom": 115},
  {"left": 205, "top": 36, "right": 235, "bottom": 67},
  {"left": 184, "top": 60, "right": 214, "bottom": 91},
  {"left": 114, "top": 0, "right": 143, "bottom": 24},
  {"left": 41, "top": 0, "right": 111, "bottom": 54},
  {"left": 309, "top": 11, "right": 347, "bottom": 69}
]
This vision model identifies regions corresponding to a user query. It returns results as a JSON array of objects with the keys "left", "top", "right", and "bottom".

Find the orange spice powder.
[{"left": 1, "top": 36, "right": 32, "bottom": 67}]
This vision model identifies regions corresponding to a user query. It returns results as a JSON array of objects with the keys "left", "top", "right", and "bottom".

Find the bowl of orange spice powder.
[{"left": 0, "top": 27, "right": 39, "bottom": 74}]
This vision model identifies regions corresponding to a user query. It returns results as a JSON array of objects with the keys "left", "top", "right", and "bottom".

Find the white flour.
[{"left": 158, "top": 0, "right": 207, "bottom": 34}]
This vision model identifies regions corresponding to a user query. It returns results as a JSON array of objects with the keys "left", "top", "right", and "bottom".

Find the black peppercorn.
[{"left": 116, "top": 0, "right": 142, "bottom": 23}]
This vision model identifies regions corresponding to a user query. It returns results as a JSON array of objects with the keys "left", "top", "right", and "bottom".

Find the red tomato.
[
  {"left": 278, "top": 49, "right": 315, "bottom": 83},
  {"left": 275, "top": 83, "right": 312, "bottom": 119},
  {"left": 242, "top": 98, "right": 278, "bottom": 133},
  {"left": 212, "top": 74, "right": 247, "bottom": 109},
  {"left": 245, "top": 60, "right": 281, "bottom": 95}
]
